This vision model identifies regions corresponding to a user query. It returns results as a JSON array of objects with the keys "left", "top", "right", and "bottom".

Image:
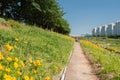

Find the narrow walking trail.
[{"left": 65, "top": 42, "right": 98, "bottom": 80}]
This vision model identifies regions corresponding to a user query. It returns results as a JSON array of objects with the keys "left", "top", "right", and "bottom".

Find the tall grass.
[
  {"left": 85, "top": 37, "right": 120, "bottom": 52},
  {"left": 0, "top": 18, "right": 74, "bottom": 80},
  {"left": 80, "top": 40, "right": 120, "bottom": 80}
]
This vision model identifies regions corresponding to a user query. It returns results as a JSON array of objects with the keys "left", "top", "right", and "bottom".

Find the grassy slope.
[
  {"left": 0, "top": 18, "right": 74, "bottom": 79},
  {"left": 85, "top": 37, "right": 120, "bottom": 51},
  {"left": 80, "top": 39, "right": 120, "bottom": 80}
]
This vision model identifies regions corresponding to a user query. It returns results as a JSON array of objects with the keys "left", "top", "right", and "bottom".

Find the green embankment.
[
  {"left": 80, "top": 39, "right": 120, "bottom": 80},
  {"left": 85, "top": 37, "right": 120, "bottom": 52},
  {"left": 0, "top": 18, "right": 74, "bottom": 80}
]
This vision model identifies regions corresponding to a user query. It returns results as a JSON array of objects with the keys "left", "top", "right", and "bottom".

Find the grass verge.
[
  {"left": 85, "top": 37, "right": 120, "bottom": 52},
  {"left": 0, "top": 18, "right": 74, "bottom": 80},
  {"left": 80, "top": 40, "right": 120, "bottom": 80}
]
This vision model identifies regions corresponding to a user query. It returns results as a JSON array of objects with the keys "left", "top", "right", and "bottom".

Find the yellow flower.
[
  {"left": 64, "top": 35, "right": 75, "bottom": 41},
  {"left": 14, "top": 62, "right": 19, "bottom": 68},
  {"left": 12, "top": 77, "right": 16, "bottom": 80},
  {"left": 14, "top": 57, "right": 18, "bottom": 62},
  {"left": 80, "top": 40, "right": 104, "bottom": 51},
  {"left": 30, "top": 77, "right": 33, "bottom": 80},
  {"left": 15, "top": 38, "right": 19, "bottom": 41},
  {"left": 4, "top": 74, "right": 16, "bottom": 80},
  {"left": 45, "top": 76, "right": 50, "bottom": 80},
  {"left": 4, "top": 43, "right": 13, "bottom": 52},
  {"left": 7, "top": 57, "right": 12, "bottom": 61},
  {"left": 4, "top": 74, "right": 11, "bottom": 80},
  {"left": 0, "top": 52, "right": 4, "bottom": 60},
  {"left": 33, "top": 60, "right": 42, "bottom": 66},
  {"left": 13, "top": 44, "right": 17, "bottom": 49},
  {"left": 20, "top": 61, "right": 25, "bottom": 67},
  {"left": 33, "top": 69, "right": 37, "bottom": 74},
  {"left": 24, "top": 75, "right": 29, "bottom": 80},
  {"left": 17, "top": 71, "right": 22, "bottom": 76},
  {"left": 29, "top": 58, "right": 33, "bottom": 63},
  {"left": 0, "top": 64, "right": 4, "bottom": 71},
  {"left": 5, "top": 68, "right": 11, "bottom": 72}
]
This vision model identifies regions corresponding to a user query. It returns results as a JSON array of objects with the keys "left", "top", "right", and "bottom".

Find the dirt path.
[{"left": 65, "top": 42, "right": 98, "bottom": 80}]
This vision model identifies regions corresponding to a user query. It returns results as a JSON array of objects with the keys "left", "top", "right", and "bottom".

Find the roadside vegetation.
[
  {"left": 80, "top": 39, "right": 120, "bottom": 80},
  {"left": 86, "top": 37, "right": 120, "bottom": 53},
  {"left": 0, "top": 18, "right": 74, "bottom": 80}
]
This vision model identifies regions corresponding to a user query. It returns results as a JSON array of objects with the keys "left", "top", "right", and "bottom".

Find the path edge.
[{"left": 60, "top": 42, "right": 75, "bottom": 80}]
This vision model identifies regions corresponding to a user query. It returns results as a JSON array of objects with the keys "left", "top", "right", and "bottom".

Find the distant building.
[
  {"left": 101, "top": 25, "right": 108, "bottom": 37},
  {"left": 116, "top": 21, "right": 120, "bottom": 36},
  {"left": 106, "top": 23, "right": 115, "bottom": 37},
  {"left": 92, "top": 20, "right": 120, "bottom": 37},
  {"left": 92, "top": 27, "right": 97, "bottom": 36},
  {"left": 96, "top": 27, "right": 102, "bottom": 36}
]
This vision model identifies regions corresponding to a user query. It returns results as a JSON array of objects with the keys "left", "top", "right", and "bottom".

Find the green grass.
[
  {"left": 85, "top": 37, "right": 120, "bottom": 52},
  {"left": 0, "top": 18, "right": 74, "bottom": 80},
  {"left": 80, "top": 40, "right": 120, "bottom": 80}
]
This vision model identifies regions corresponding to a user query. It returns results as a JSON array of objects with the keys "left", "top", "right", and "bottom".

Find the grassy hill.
[{"left": 0, "top": 18, "right": 74, "bottom": 80}]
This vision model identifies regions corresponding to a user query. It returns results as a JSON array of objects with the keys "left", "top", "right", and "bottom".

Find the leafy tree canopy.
[{"left": 0, "top": 0, "right": 70, "bottom": 34}]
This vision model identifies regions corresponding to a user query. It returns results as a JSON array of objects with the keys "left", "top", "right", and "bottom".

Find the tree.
[
  {"left": 0, "top": 0, "right": 6, "bottom": 16},
  {"left": 0, "top": 0, "right": 71, "bottom": 34}
]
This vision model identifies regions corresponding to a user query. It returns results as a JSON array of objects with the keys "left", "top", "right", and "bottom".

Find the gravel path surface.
[{"left": 65, "top": 42, "right": 98, "bottom": 80}]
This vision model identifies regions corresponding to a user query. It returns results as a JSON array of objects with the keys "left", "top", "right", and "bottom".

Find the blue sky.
[{"left": 58, "top": 0, "right": 120, "bottom": 36}]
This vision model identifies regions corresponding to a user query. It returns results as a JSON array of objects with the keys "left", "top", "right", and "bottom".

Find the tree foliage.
[{"left": 0, "top": 0, "right": 70, "bottom": 34}]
